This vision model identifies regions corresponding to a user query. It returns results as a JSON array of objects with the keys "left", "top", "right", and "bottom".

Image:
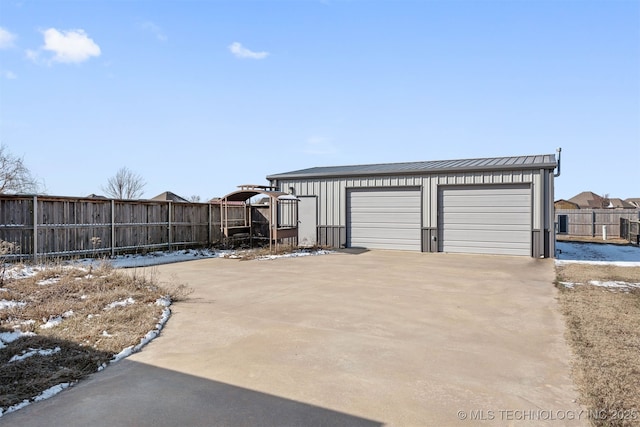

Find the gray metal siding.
[
  {"left": 275, "top": 165, "right": 553, "bottom": 257},
  {"left": 347, "top": 188, "right": 421, "bottom": 251},
  {"left": 439, "top": 185, "right": 532, "bottom": 256}
]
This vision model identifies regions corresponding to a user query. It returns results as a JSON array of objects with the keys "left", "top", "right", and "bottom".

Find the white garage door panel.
[
  {"left": 445, "top": 209, "right": 529, "bottom": 227},
  {"left": 443, "top": 196, "right": 531, "bottom": 207},
  {"left": 444, "top": 230, "right": 531, "bottom": 242},
  {"left": 348, "top": 188, "right": 421, "bottom": 251},
  {"left": 352, "top": 214, "right": 420, "bottom": 224},
  {"left": 440, "top": 185, "right": 531, "bottom": 256}
]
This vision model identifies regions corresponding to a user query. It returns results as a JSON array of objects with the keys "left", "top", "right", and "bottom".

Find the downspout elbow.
[{"left": 554, "top": 147, "right": 562, "bottom": 178}]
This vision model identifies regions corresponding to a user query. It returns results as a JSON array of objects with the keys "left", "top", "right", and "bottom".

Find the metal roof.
[
  {"left": 267, "top": 154, "right": 557, "bottom": 180},
  {"left": 221, "top": 185, "right": 291, "bottom": 202}
]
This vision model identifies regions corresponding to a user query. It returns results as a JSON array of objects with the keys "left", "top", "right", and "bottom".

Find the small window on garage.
[{"left": 558, "top": 215, "right": 568, "bottom": 234}]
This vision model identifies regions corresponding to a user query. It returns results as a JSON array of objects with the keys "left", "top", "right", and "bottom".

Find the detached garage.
[{"left": 267, "top": 154, "right": 557, "bottom": 258}]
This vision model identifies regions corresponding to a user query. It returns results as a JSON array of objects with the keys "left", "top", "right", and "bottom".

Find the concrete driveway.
[{"left": 2, "top": 251, "right": 587, "bottom": 426}]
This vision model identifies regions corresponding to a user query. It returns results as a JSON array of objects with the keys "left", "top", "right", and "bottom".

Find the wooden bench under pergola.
[{"left": 219, "top": 185, "right": 299, "bottom": 252}]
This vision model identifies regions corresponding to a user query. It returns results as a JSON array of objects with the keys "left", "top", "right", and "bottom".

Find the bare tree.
[
  {"left": 0, "top": 144, "right": 43, "bottom": 194},
  {"left": 188, "top": 195, "right": 201, "bottom": 203},
  {"left": 102, "top": 167, "right": 146, "bottom": 199}
]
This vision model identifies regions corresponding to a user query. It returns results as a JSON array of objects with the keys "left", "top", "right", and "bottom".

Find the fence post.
[
  {"left": 111, "top": 200, "right": 115, "bottom": 257},
  {"left": 592, "top": 211, "right": 596, "bottom": 237},
  {"left": 168, "top": 201, "right": 172, "bottom": 251},
  {"left": 32, "top": 195, "right": 38, "bottom": 262},
  {"left": 208, "top": 202, "right": 212, "bottom": 245}
]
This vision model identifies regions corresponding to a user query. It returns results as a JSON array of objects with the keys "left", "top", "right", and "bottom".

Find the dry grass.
[
  {"left": 557, "top": 264, "right": 640, "bottom": 427},
  {"left": 556, "top": 235, "right": 631, "bottom": 245},
  {"left": 0, "top": 262, "right": 189, "bottom": 410},
  {"left": 221, "top": 244, "right": 324, "bottom": 260}
]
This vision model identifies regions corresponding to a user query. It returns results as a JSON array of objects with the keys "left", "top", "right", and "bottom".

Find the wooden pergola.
[{"left": 220, "top": 185, "right": 299, "bottom": 252}]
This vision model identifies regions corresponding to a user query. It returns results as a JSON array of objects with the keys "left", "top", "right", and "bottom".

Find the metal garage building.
[{"left": 267, "top": 154, "right": 558, "bottom": 258}]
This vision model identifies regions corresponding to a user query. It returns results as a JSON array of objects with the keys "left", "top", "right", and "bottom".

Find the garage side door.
[
  {"left": 439, "top": 185, "right": 531, "bottom": 256},
  {"left": 347, "top": 188, "right": 421, "bottom": 251}
]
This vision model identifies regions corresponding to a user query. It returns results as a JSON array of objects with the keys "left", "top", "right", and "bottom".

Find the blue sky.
[{"left": 0, "top": 0, "right": 638, "bottom": 201}]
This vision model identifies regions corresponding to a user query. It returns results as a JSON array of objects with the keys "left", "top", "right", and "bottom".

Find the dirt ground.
[
  {"left": 556, "top": 264, "right": 640, "bottom": 427},
  {"left": 556, "top": 235, "right": 631, "bottom": 245}
]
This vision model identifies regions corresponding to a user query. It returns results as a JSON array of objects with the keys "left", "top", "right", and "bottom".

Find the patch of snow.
[
  {"left": 558, "top": 280, "right": 640, "bottom": 290},
  {"left": 40, "top": 316, "right": 63, "bottom": 329},
  {"left": 109, "top": 306, "right": 171, "bottom": 364},
  {"left": 104, "top": 297, "right": 135, "bottom": 310},
  {"left": 101, "top": 330, "right": 112, "bottom": 337},
  {"left": 79, "top": 249, "right": 221, "bottom": 269},
  {"left": 555, "top": 259, "right": 640, "bottom": 267},
  {"left": 9, "top": 347, "right": 61, "bottom": 363},
  {"left": 589, "top": 280, "right": 640, "bottom": 289},
  {"left": 36, "top": 277, "right": 60, "bottom": 286},
  {"left": 0, "top": 399, "right": 31, "bottom": 417},
  {"left": 33, "top": 382, "right": 73, "bottom": 402},
  {"left": 0, "top": 329, "right": 36, "bottom": 349},
  {"left": 39, "top": 310, "right": 74, "bottom": 329},
  {"left": 0, "top": 299, "right": 26, "bottom": 310},
  {"left": 559, "top": 281, "right": 575, "bottom": 289},
  {"left": 555, "top": 242, "right": 640, "bottom": 266},
  {"left": 15, "top": 319, "right": 35, "bottom": 328},
  {"left": 0, "top": 265, "right": 41, "bottom": 280},
  {"left": 256, "top": 249, "right": 334, "bottom": 260},
  {"left": 155, "top": 297, "right": 171, "bottom": 307}
]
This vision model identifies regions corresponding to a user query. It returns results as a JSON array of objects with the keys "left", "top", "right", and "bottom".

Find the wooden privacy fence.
[
  {"left": 555, "top": 209, "right": 640, "bottom": 238},
  {"left": 0, "top": 195, "right": 247, "bottom": 261},
  {"left": 620, "top": 218, "right": 640, "bottom": 245}
]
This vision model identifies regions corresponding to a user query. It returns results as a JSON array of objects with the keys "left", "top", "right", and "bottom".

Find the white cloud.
[
  {"left": 0, "top": 27, "right": 17, "bottom": 49},
  {"left": 3, "top": 70, "right": 17, "bottom": 79},
  {"left": 41, "top": 28, "right": 101, "bottom": 63},
  {"left": 228, "top": 42, "right": 269, "bottom": 60},
  {"left": 25, "top": 49, "right": 39, "bottom": 61},
  {"left": 140, "top": 21, "right": 167, "bottom": 42},
  {"left": 303, "top": 136, "right": 338, "bottom": 155}
]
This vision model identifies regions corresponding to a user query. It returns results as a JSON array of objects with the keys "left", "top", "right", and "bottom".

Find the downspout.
[{"left": 551, "top": 147, "right": 561, "bottom": 258}]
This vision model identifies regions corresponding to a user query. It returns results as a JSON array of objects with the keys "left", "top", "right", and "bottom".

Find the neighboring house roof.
[
  {"left": 607, "top": 198, "right": 637, "bottom": 209},
  {"left": 568, "top": 191, "right": 607, "bottom": 209},
  {"left": 86, "top": 194, "right": 108, "bottom": 199},
  {"left": 151, "top": 191, "right": 190, "bottom": 203},
  {"left": 625, "top": 198, "right": 640, "bottom": 208},
  {"left": 554, "top": 199, "right": 580, "bottom": 209},
  {"left": 267, "top": 154, "right": 557, "bottom": 180}
]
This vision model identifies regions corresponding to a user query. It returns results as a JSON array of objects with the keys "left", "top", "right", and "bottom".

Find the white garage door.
[
  {"left": 439, "top": 185, "right": 531, "bottom": 256},
  {"left": 347, "top": 188, "right": 421, "bottom": 251}
]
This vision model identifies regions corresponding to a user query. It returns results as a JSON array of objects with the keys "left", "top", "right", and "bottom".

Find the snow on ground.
[
  {"left": 9, "top": 347, "right": 61, "bottom": 363},
  {"left": 556, "top": 241, "right": 640, "bottom": 290},
  {"left": 97, "top": 248, "right": 221, "bottom": 268},
  {"left": 104, "top": 297, "right": 135, "bottom": 310},
  {"left": 0, "top": 330, "right": 36, "bottom": 350},
  {"left": 555, "top": 241, "right": 640, "bottom": 266},
  {"left": 0, "top": 299, "right": 26, "bottom": 310}
]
